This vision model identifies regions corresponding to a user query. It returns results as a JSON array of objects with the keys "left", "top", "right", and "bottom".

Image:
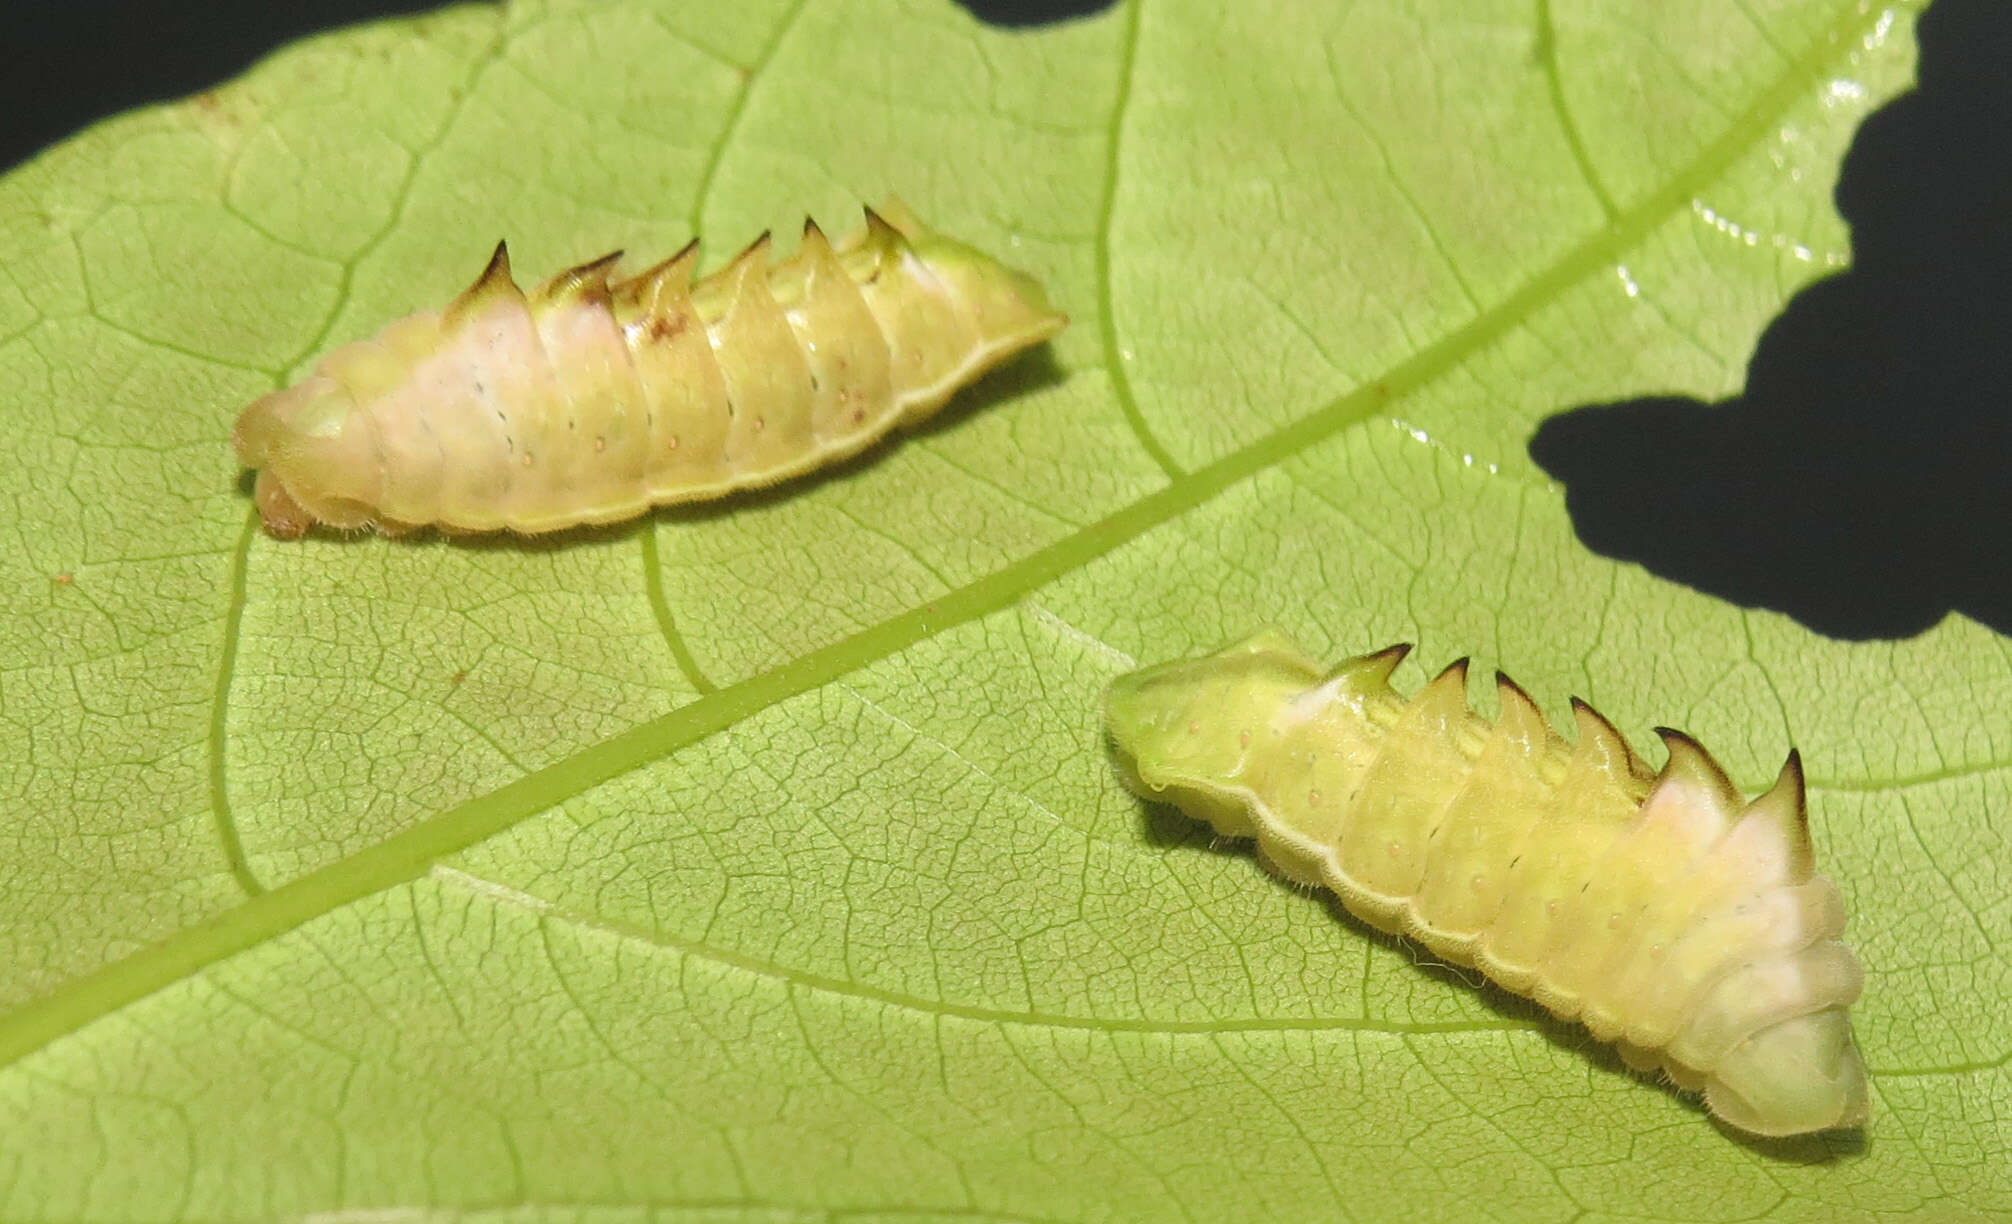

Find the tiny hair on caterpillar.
[
  {"left": 1104, "top": 630, "right": 1868, "bottom": 1139},
  {"left": 231, "top": 198, "right": 1067, "bottom": 538}
]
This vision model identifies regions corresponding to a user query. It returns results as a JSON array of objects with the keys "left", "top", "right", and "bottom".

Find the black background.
[
  {"left": 0, "top": 2, "right": 1115, "bottom": 173},
  {"left": 1529, "top": 0, "right": 2012, "bottom": 640},
  {"left": 4, "top": 0, "right": 2005, "bottom": 642}
]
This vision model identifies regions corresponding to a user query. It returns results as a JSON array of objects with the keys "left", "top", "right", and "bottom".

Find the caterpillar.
[
  {"left": 1103, "top": 630, "right": 1869, "bottom": 1139},
  {"left": 231, "top": 199, "right": 1067, "bottom": 538}
]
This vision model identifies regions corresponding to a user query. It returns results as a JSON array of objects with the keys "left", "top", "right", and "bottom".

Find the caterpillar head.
[
  {"left": 231, "top": 375, "right": 383, "bottom": 537},
  {"left": 1706, "top": 999, "right": 1871, "bottom": 1137},
  {"left": 1104, "top": 629, "right": 1327, "bottom": 837},
  {"left": 906, "top": 228, "right": 1067, "bottom": 355},
  {"left": 858, "top": 199, "right": 1068, "bottom": 416}
]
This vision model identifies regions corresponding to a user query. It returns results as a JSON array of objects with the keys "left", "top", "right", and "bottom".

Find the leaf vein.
[
  {"left": 0, "top": 0, "right": 1889, "bottom": 1073},
  {"left": 1094, "top": 0, "right": 1182, "bottom": 480}
]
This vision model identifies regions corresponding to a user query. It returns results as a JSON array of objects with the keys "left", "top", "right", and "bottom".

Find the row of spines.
[
  {"left": 441, "top": 203, "right": 920, "bottom": 332},
  {"left": 1332, "top": 641, "right": 1814, "bottom": 859},
  {"left": 1318, "top": 643, "right": 1826, "bottom": 1051}
]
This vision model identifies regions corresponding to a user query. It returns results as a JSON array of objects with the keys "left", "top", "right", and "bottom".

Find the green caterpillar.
[
  {"left": 232, "top": 199, "right": 1066, "bottom": 538},
  {"left": 1104, "top": 630, "right": 1868, "bottom": 1139}
]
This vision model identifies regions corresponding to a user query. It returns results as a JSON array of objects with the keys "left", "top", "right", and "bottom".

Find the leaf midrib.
[{"left": 0, "top": 0, "right": 1887, "bottom": 1071}]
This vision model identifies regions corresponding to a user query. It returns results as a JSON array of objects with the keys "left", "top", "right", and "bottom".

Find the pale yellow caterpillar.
[
  {"left": 1104, "top": 630, "right": 1869, "bottom": 1139},
  {"left": 232, "top": 199, "right": 1066, "bottom": 538}
]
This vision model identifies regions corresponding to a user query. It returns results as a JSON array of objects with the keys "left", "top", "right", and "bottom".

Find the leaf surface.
[{"left": 2, "top": 0, "right": 2004, "bottom": 1219}]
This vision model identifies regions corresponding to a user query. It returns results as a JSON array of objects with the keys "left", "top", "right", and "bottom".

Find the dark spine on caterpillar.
[
  {"left": 1103, "top": 629, "right": 1868, "bottom": 1139},
  {"left": 230, "top": 198, "right": 1067, "bottom": 537}
]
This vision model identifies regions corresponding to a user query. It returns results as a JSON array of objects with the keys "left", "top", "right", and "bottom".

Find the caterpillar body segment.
[
  {"left": 1103, "top": 630, "right": 1869, "bottom": 1139},
  {"left": 232, "top": 199, "right": 1067, "bottom": 538}
]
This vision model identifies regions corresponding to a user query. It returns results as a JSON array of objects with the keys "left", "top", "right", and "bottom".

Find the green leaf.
[{"left": 1, "top": 0, "right": 2001, "bottom": 1219}]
